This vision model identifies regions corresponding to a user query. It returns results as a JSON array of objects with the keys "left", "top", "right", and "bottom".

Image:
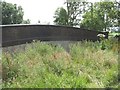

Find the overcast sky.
[{"left": 4, "top": 0, "right": 117, "bottom": 24}]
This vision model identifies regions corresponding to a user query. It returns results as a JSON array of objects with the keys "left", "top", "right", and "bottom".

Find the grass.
[
  {"left": 109, "top": 32, "right": 120, "bottom": 37},
  {"left": 2, "top": 38, "right": 119, "bottom": 88}
]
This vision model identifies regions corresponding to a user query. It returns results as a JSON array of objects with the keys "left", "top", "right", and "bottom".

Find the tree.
[
  {"left": 0, "top": 1, "right": 30, "bottom": 25},
  {"left": 80, "top": 9, "right": 105, "bottom": 31},
  {"left": 54, "top": 1, "right": 89, "bottom": 27},
  {"left": 53, "top": 7, "right": 68, "bottom": 25},
  {"left": 80, "top": 1, "right": 119, "bottom": 31},
  {"left": 66, "top": 1, "right": 89, "bottom": 26}
]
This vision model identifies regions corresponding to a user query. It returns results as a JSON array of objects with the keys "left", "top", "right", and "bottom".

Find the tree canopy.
[
  {"left": 54, "top": 7, "right": 68, "bottom": 25},
  {"left": 53, "top": 1, "right": 119, "bottom": 31},
  {"left": 0, "top": 1, "right": 30, "bottom": 25},
  {"left": 81, "top": 1, "right": 119, "bottom": 31},
  {"left": 54, "top": 2, "right": 89, "bottom": 27}
]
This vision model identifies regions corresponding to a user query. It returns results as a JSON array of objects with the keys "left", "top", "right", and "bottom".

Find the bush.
[{"left": 2, "top": 39, "right": 118, "bottom": 88}]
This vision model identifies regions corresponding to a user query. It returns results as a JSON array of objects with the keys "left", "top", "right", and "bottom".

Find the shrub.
[{"left": 2, "top": 38, "right": 118, "bottom": 88}]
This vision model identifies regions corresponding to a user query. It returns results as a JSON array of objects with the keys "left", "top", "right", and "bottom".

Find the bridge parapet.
[{"left": 1, "top": 24, "right": 109, "bottom": 47}]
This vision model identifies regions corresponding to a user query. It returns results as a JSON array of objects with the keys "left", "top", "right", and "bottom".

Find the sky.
[
  {"left": 4, "top": 0, "right": 117, "bottom": 24},
  {"left": 4, "top": 0, "right": 67, "bottom": 24}
]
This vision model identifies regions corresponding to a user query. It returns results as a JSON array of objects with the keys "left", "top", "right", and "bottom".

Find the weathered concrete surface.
[{"left": 2, "top": 41, "right": 77, "bottom": 53}]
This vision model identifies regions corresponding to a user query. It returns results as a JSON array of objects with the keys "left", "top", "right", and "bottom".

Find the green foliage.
[
  {"left": 81, "top": 1, "right": 119, "bottom": 31},
  {"left": 53, "top": 2, "right": 89, "bottom": 26},
  {"left": 81, "top": 11, "right": 105, "bottom": 31},
  {"left": 54, "top": 1, "right": 119, "bottom": 30},
  {"left": 0, "top": 1, "right": 30, "bottom": 25},
  {"left": 2, "top": 39, "right": 118, "bottom": 88},
  {"left": 54, "top": 7, "right": 68, "bottom": 25},
  {"left": 66, "top": 1, "right": 90, "bottom": 26},
  {"left": 1, "top": 1, "right": 23, "bottom": 24}
]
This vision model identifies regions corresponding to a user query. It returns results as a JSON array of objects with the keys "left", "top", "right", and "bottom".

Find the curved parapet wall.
[{"left": 1, "top": 24, "right": 108, "bottom": 47}]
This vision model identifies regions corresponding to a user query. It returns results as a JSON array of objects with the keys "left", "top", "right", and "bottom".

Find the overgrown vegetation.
[{"left": 2, "top": 38, "right": 118, "bottom": 88}]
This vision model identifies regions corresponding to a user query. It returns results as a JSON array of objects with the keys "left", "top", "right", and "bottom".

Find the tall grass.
[{"left": 2, "top": 38, "right": 118, "bottom": 88}]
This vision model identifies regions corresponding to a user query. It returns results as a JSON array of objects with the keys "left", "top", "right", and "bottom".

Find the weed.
[{"left": 2, "top": 38, "right": 118, "bottom": 88}]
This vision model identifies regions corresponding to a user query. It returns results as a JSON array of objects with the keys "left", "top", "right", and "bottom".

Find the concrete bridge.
[{"left": 0, "top": 24, "right": 108, "bottom": 47}]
